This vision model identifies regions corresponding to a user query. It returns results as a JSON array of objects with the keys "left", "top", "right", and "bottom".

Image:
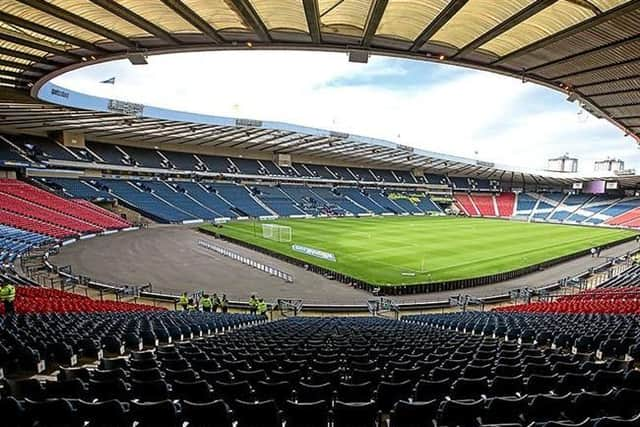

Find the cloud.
[{"left": 52, "top": 50, "right": 637, "bottom": 172}]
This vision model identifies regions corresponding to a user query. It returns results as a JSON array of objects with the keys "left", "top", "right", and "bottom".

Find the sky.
[{"left": 52, "top": 50, "right": 639, "bottom": 172}]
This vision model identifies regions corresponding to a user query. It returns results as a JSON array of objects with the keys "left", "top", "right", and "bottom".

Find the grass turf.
[{"left": 201, "top": 216, "right": 636, "bottom": 286}]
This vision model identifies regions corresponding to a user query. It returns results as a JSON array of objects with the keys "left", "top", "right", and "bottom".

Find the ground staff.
[
  {"left": 178, "top": 292, "right": 189, "bottom": 311},
  {"left": 212, "top": 293, "right": 221, "bottom": 312},
  {"left": 200, "top": 295, "right": 213, "bottom": 312},
  {"left": 0, "top": 282, "right": 16, "bottom": 315},
  {"left": 221, "top": 295, "right": 228, "bottom": 313},
  {"left": 258, "top": 298, "right": 268, "bottom": 316},
  {"left": 249, "top": 295, "right": 258, "bottom": 314}
]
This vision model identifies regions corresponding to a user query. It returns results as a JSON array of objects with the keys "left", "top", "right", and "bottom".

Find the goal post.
[{"left": 262, "top": 224, "right": 292, "bottom": 242}]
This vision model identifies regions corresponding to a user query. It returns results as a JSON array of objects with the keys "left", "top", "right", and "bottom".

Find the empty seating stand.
[
  {"left": 0, "top": 225, "right": 51, "bottom": 264},
  {"left": 2, "top": 316, "right": 639, "bottom": 426},
  {"left": 0, "top": 179, "right": 130, "bottom": 232}
]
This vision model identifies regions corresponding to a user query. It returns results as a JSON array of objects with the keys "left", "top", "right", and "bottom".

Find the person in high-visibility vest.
[
  {"left": 200, "top": 294, "right": 213, "bottom": 312},
  {"left": 178, "top": 292, "right": 189, "bottom": 311},
  {"left": 220, "top": 294, "right": 229, "bottom": 313},
  {"left": 0, "top": 282, "right": 16, "bottom": 315},
  {"left": 257, "top": 298, "right": 268, "bottom": 316},
  {"left": 186, "top": 298, "right": 197, "bottom": 312},
  {"left": 249, "top": 294, "right": 258, "bottom": 315},
  {"left": 212, "top": 293, "right": 221, "bottom": 312}
]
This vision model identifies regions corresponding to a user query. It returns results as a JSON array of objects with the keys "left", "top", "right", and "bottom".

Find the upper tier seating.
[
  {"left": 86, "top": 142, "right": 127, "bottom": 165},
  {"left": 3, "top": 316, "right": 640, "bottom": 426},
  {"left": 161, "top": 151, "right": 198, "bottom": 170},
  {"left": 0, "top": 225, "right": 51, "bottom": 263},
  {"left": 349, "top": 167, "right": 378, "bottom": 182},
  {"left": 0, "top": 136, "right": 30, "bottom": 163},
  {"left": 39, "top": 178, "right": 114, "bottom": 200},
  {"left": 13, "top": 134, "right": 79, "bottom": 162},
  {"left": 117, "top": 146, "right": 165, "bottom": 169},
  {"left": 303, "top": 163, "right": 335, "bottom": 179},
  {"left": 450, "top": 177, "right": 469, "bottom": 190}
]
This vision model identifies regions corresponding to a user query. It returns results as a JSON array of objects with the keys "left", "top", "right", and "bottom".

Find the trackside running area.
[{"left": 204, "top": 217, "right": 637, "bottom": 287}]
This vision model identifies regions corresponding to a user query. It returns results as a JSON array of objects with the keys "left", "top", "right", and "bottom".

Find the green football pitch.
[{"left": 200, "top": 216, "right": 636, "bottom": 286}]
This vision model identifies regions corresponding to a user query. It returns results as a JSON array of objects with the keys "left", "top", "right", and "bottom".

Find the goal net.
[{"left": 262, "top": 224, "right": 292, "bottom": 242}]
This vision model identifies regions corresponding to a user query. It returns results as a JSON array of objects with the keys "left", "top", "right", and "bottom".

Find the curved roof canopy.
[{"left": 0, "top": 0, "right": 639, "bottom": 141}]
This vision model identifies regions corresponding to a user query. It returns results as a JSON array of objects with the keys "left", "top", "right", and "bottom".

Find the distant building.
[
  {"left": 548, "top": 155, "right": 578, "bottom": 173},
  {"left": 594, "top": 158, "right": 624, "bottom": 172}
]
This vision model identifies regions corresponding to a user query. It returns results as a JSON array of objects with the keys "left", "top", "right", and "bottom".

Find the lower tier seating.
[
  {"left": 2, "top": 316, "right": 640, "bottom": 426},
  {"left": 0, "top": 225, "right": 51, "bottom": 264},
  {"left": 0, "top": 311, "right": 262, "bottom": 375},
  {"left": 0, "top": 287, "right": 164, "bottom": 315}
]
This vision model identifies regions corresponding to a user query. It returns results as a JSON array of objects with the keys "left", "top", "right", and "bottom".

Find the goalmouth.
[{"left": 262, "top": 223, "right": 292, "bottom": 242}]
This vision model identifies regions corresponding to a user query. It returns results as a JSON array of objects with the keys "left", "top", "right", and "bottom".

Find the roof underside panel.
[
  {"left": 112, "top": 0, "right": 198, "bottom": 33},
  {"left": 2, "top": 1, "right": 104, "bottom": 43},
  {"left": 318, "top": 0, "right": 373, "bottom": 37},
  {"left": 480, "top": 0, "right": 602, "bottom": 57},
  {"left": 249, "top": 0, "right": 308, "bottom": 33},
  {"left": 375, "top": 0, "right": 448, "bottom": 42},
  {"left": 431, "top": 0, "right": 533, "bottom": 50},
  {"left": 46, "top": 0, "right": 150, "bottom": 38},
  {"left": 181, "top": 0, "right": 249, "bottom": 32}
]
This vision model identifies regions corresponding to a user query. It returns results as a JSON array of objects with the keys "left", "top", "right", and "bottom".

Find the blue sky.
[{"left": 52, "top": 50, "right": 639, "bottom": 172}]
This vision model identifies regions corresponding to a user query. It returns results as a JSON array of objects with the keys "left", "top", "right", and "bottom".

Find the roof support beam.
[
  {"left": 15, "top": 0, "right": 137, "bottom": 49},
  {"left": 0, "top": 11, "right": 106, "bottom": 53},
  {"left": 493, "top": 0, "right": 640, "bottom": 65},
  {"left": 89, "top": 0, "right": 180, "bottom": 45},
  {"left": 159, "top": 0, "right": 223, "bottom": 43},
  {"left": 454, "top": 0, "right": 558, "bottom": 58},
  {"left": 0, "top": 32, "right": 79, "bottom": 59},
  {"left": 0, "top": 77, "right": 26, "bottom": 87},
  {"left": 527, "top": 34, "right": 640, "bottom": 74},
  {"left": 362, "top": 0, "right": 388, "bottom": 47},
  {"left": 227, "top": 0, "right": 271, "bottom": 42},
  {"left": 0, "top": 46, "right": 50, "bottom": 64},
  {"left": 0, "top": 70, "right": 36, "bottom": 81},
  {"left": 410, "top": 0, "right": 467, "bottom": 52},
  {"left": 302, "top": 0, "right": 322, "bottom": 44}
]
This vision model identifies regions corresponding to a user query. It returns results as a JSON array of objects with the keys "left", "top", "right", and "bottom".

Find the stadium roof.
[
  {"left": 3, "top": 92, "right": 640, "bottom": 187},
  {"left": 0, "top": 0, "right": 639, "bottom": 143}
]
